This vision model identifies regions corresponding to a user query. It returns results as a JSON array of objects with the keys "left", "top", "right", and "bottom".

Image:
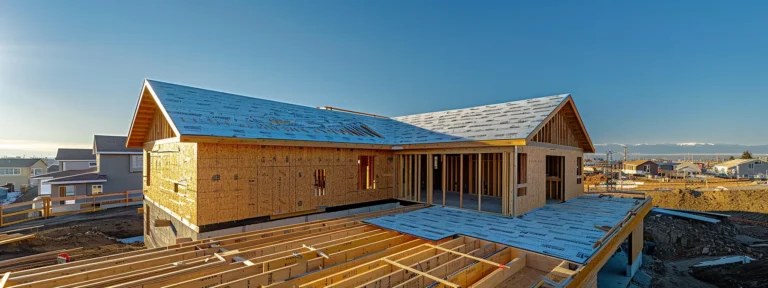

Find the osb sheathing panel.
[
  {"left": 513, "top": 145, "right": 584, "bottom": 216},
  {"left": 144, "top": 142, "right": 199, "bottom": 226},
  {"left": 196, "top": 143, "right": 394, "bottom": 226}
]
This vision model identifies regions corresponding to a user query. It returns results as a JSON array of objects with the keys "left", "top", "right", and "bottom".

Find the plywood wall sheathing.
[
  {"left": 194, "top": 143, "right": 394, "bottom": 226},
  {"left": 144, "top": 142, "right": 198, "bottom": 227},
  {"left": 514, "top": 145, "right": 583, "bottom": 216}
]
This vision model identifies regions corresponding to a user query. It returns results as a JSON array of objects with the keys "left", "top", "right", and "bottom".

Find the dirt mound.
[
  {"left": 691, "top": 261, "right": 768, "bottom": 288},
  {"left": 0, "top": 208, "right": 145, "bottom": 261},
  {"left": 647, "top": 189, "right": 768, "bottom": 213}
]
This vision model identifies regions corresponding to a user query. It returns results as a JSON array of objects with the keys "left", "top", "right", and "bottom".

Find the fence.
[{"left": 0, "top": 190, "right": 143, "bottom": 227}]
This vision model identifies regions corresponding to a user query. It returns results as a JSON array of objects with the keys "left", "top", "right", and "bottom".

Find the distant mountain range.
[{"left": 591, "top": 143, "right": 768, "bottom": 156}]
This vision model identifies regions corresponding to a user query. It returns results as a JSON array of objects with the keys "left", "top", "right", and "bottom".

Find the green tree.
[
  {"left": 741, "top": 151, "right": 753, "bottom": 159},
  {"left": 729, "top": 156, "right": 735, "bottom": 160}
]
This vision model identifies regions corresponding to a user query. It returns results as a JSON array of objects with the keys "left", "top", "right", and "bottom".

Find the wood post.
[
  {"left": 441, "top": 154, "right": 446, "bottom": 206},
  {"left": 427, "top": 154, "right": 433, "bottom": 205},
  {"left": 477, "top": 153, "right": 482, "bottom": 211},
  {"left": 459, "top": 154, "right": 463, "bottom": 209}
]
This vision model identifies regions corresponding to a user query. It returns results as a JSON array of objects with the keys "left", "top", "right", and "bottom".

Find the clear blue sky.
[{"left": 1, "top": 1, "right": 766, "bottom": 157}]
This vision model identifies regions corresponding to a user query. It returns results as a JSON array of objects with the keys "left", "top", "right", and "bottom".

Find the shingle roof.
[
  {"left": 94, "top": 135, "right": 141, "bottom": 154},
  {"left": 47, "top": 165, "right": 59, "bottom": 173},
  {"left": 715, "top": 159, "right": 762, "bottom": 168},
  {"left": 32, "top": 167, "right": 97, "bottom": 179},
  {"left": 624, "top": 159, "right": 653, "bottom": 166},
  {"left": 144, "top": 80, "right": 569, "bottom": 145},
  {"left": 0, "top": 158, "right": 42, "bottom": 168},
  {"left": 55, "top": 148, "right": 96, "bottom": 161},
  {"left": 46, "top": 173, "right": 106, "bottom": 184}
]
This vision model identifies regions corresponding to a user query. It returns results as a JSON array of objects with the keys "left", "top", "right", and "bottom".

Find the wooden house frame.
[{"left": 127, "top": 80, "right": 595, "bottom": 247}]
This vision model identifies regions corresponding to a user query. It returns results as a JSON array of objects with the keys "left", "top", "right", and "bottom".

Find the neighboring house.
[
  {"left": 32, "top": 135, "right": 143, "bottom": 198},
  {"left": 712, "top": 159, "right": 768, "bottom": 179},
  {"left": 623, "top": 160, "right": 659, "bottom": 176},
  {"left": 47, "top": 164, "right": 59, "bottom": 173},
  {"left": 127, "top": 80, "right": 595, "bottom": 247},
  {"left": 675, "top": 162, "right": 702, "bottom": 175},
  {"left": 657, "top": 162, "right": 680, "bottom": 171},
  {"left": 56, "top": 149, "right": 97, "bottom": 171},
  {"left": 0, "top": 158, "right": 48, "bottom": 191}
]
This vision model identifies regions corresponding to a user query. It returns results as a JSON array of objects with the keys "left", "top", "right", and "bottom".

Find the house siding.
[
  {"left": 0, "top": 161, "right": 47, "bottom": 191},
  {"left": 61, "top": 161, "right": 92, "bottom": 171},
  {"left": 97, "top": 154, "right": 142, "bottom": 193}
]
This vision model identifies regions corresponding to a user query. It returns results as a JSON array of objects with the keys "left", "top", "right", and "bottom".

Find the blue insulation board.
[{"left": 363, "top": 196, "right": 641, "bottom": 264}]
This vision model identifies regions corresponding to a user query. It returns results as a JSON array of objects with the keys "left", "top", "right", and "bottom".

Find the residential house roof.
[
  {"left": 32, "top": 167, "right": 97, "bottom": 179},
  {"left": 93, "top": 135, "right": 142, "bottom": 154},
  {"left": 55, "top": 149, "right": 96, "bottom": 161},
  {"left": 47, "top": 164, "right": 59, "bottom": 173},
  {"left": 47, "top": 173, "right": 106, "bottom": 184},
  {"left": 624, "top": 160, "right": 654, "bottom": 166},
  {"left": 0, "top": 158, "right": 43, "bottom": 168},
  {"left": 715, "top": 159, "right": 763, "bottom": 168},
  {"left": 675, "top": 162, "right": 702, "bottom": 172},
  {"left": 128, "top": 80, "right": 594, "bottom": 151}
]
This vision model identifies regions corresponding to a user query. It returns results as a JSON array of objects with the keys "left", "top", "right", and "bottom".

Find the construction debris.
[
  {"left": 692, "top": 255, "right": 756, "bottom": 267},
  {"left": 651, "top": 208, "right": 720, "bottom": 224}
]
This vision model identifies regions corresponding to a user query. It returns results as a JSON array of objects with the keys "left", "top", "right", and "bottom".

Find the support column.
[
  {"left": 442, "top": 154, "right": 446, "bottom": 206},
  {"left": 477, "top": 153, "right": 482, "bottom": 211},
  {"left": 427, "top": 154, "right": 433, "bottom": 205},
  {"left": 627, "top": 221, "right": 644, "bottom": 277},
  {"left": 459, "top": 154, "right": 463, "bottom": 209},
  {"left": 416, "top": 155, "right": 421, "bottom": 203}
]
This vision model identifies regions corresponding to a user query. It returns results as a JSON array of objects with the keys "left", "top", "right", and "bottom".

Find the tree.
[
  {"left": 741, "top": 151, "right": 753, "bottom": 159},
  {"left": 729, "top": 156, "right": 735, "bottom": 160}
]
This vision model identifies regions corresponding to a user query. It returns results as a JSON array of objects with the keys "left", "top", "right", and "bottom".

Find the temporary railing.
[{"left": 0, "top": 190, "right": 143, "bottom": 227}]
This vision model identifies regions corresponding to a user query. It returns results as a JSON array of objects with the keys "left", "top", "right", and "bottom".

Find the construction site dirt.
[
  {"left": 0, "top": 206, "right": 144, "bottom": 262},
  {"left": 639, "top": 189, "right": 768, "bottom": 287}
]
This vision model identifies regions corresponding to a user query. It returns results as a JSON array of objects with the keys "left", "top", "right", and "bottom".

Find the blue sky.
[{"left": 1, "top": 1, "right": 767, "bottom": 157}]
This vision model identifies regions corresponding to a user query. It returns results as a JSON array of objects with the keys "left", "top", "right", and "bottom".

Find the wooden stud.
[
  {"left": 442, "top": 154, "right": 446, "bottom": 206},
  {"left": 477, "top": 153, "right": 482, "bottom": 211},
  {"left": 459, "top": 154, "right": 464, "bottom": 209}
]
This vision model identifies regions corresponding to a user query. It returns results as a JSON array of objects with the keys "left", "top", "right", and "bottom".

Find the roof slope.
[
  {"left": 94, "top": 135, "right": 141, "bottom": 154},
  {"left": 392, "top": 94, "right": 568, "bottom": 144},
  {"left": 56, "top": 149, "right": 96, "bottom": 161},
  {"left": 130, "top": 80, "right": 581, "bottom": 147},
  {"left": 32, "top": 167, "right": 97, "bottom": 179},
  {"left": 0, "top": 158, "right": 42, "bottom": 168},
  {"left": 625, "top": 159, "right": 654, "bottom": 166},
  {"left": 715, "top": 159, "right": 762, "bottom": 168},
  {"left": 47, "top": 173, "right": 106, "bottom": 184}
]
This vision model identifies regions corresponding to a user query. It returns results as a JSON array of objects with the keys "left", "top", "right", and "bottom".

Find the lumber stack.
[{"left": 0, "top": 233, "right": 34, "bottom": 246}]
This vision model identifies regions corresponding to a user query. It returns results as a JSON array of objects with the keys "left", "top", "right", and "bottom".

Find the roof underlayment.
[
  {"left": 146, "top": 80, "right": 568, "bottom": 145},
  {"left": 363, "top": 196, "right": 643, "bottom": 264}
]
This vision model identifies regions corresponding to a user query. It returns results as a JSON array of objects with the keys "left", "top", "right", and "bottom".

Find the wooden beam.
[
  {"left": 425, "top": 244, "right": 510, "bottom": 269},
  {"left": 381, "top": 259, "right": 460, "bottom": 288},
  {"left": 154, "top": 219, "right": 171, "bottom": 227},
  {"left": 459, "top": 154, "right": 464, "bottom": 209},
  {"left": 477, "top": 153, "right": 482, "bottom": 211},
  {"left": 442, "top": 154, "right": 447, "bottom": 206},
  {"left": 399, "top": 139, "right": 526, "bottom": 150}
]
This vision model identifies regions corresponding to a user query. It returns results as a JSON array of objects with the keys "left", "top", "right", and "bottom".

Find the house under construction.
[{"left": 126, "top": 79, "right": 595, "bottom": 247}]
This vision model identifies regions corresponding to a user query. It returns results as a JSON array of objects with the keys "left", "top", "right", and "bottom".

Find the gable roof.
[
  {"left": 56, "top": 149, "right": 96, "bottom": 161},
  {"left": 46, "top": 172, "right": 106, "bottom": 184},
  {"left": 32, "top": 167, "right": 97, "bottom": 179},
  {"left": 715, "top": 159, "right": 762, "bottom": 168},
  {"left": 94, "top": 135, "right": 142, "bottom": 154},
  {"left": 0, "top": 158, "right": 43, "bottom": 168},
  {"left": 47, "top": 164, "right": 59, "bottom": 173},
  {"left": 624, "top": 159, "right": 654, "bottom": 166},
  {"left": 127, "top": 79, "right": 592, "bottom": 150}
]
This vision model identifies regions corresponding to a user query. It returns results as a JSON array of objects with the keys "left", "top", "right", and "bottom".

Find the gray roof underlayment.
[
  {"left": 363, "top": 196, "right": 644, "bottom": 264},
  {"left": 145, "top": 80, "right": 569, "bottom": 145},
  {"left": 55, "top": 148, "right": 96, "bottom": 161},
  {"left": 93, "top": 135, "right": 142, "bottom": 154}
]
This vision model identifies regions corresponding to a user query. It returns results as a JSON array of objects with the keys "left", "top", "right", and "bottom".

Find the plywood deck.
[{"left": 363, "top": 196, "right": 645, "bottom": 263}]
